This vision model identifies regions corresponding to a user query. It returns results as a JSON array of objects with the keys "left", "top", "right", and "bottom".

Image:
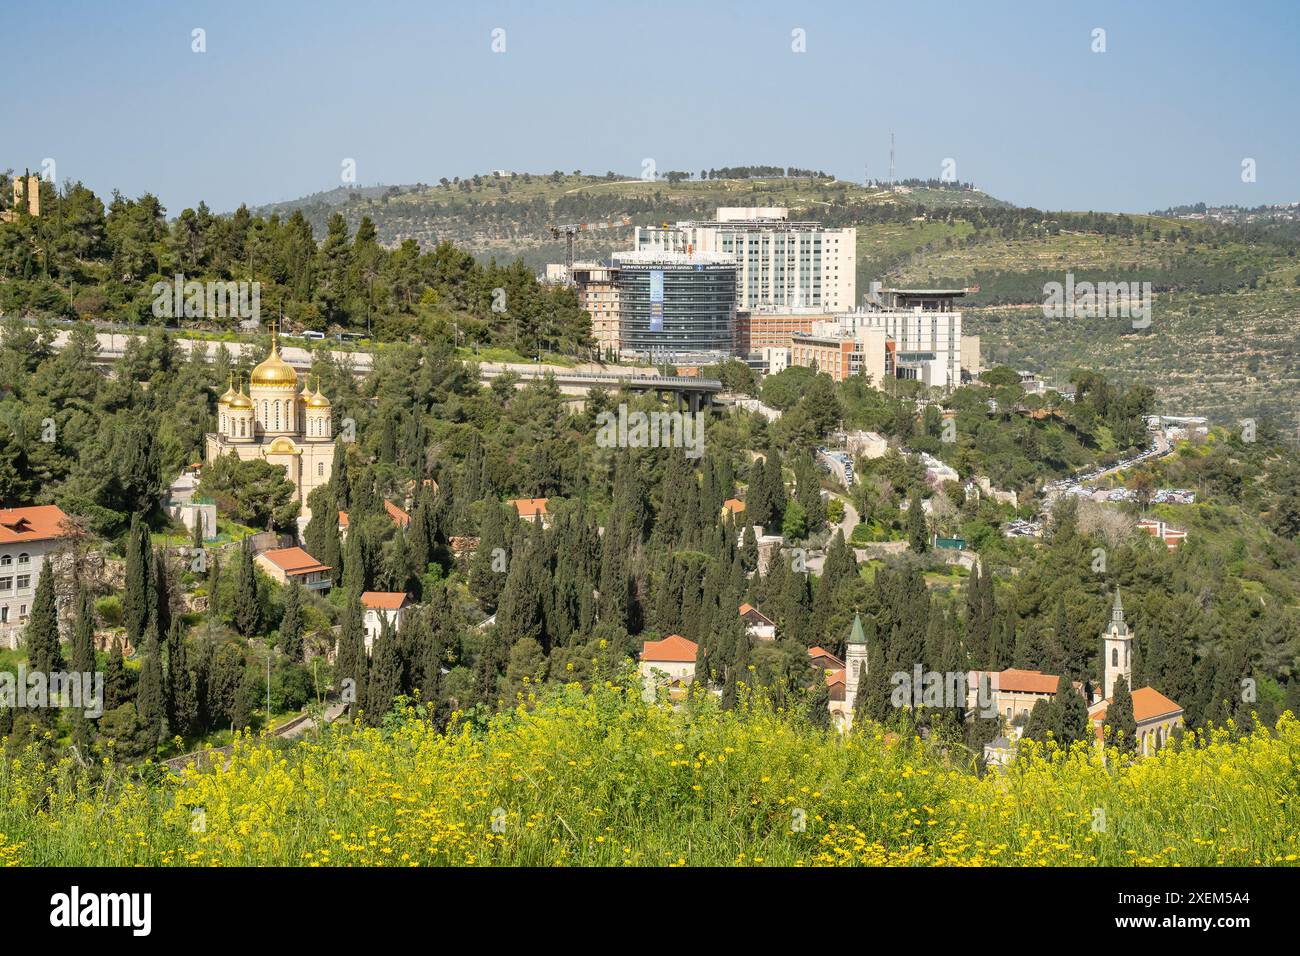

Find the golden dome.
[
  {"left": 267, "top": 437, "right": 300, "bottom": 455},
  {"left": 250, "top": 331, "right": 298, "bottom": 389},
  {"left": 306, "top": 376, "right": 332, "bottom": 408},
  {"left": 228, "top": 377, "right": 253, "bottom": 409},
  {"left": 217, "top": 373, "right": 238, "bottom": 405}
]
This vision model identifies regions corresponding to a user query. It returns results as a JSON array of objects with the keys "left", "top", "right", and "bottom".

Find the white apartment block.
[
  {"left": 0, "top": 506, "right": 78, "bottom": 649},
  {"left": 821, "top": 287, "right": 967, "bottom": 389},
  {"left": 635, "top": 207, "right": 856, "bottom": 312}
]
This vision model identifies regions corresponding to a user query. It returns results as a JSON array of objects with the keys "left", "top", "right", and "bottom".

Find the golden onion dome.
[
  {"left": 228, "top": 378, "right": 254, "bottom": 409},
  {"left": 304, "top": 374, "right": 332, "bottom": 409},
  {"left": 249, "top": 332, "right": 298, "bottom": 389},
  {"left": 217, "top": 373, "right": 238, "bottom": 405}
]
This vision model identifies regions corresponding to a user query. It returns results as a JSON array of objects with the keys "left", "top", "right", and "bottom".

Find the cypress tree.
[
  {"left": 122, "top": 513, "right": 151, "bottom": 649},
  {"left": 907, "top": 489, "right": 928, "bottom": 554},
  {"left": 233, "top": 539, "right": 262, "bottom": 637},
  {"left": 469, "top": 501, "right": 509, "bottom": 612},
  {"left": 105, "top": 638, "right": 128, "bottom": 711},
  {"left": 25, "top": 557, "right": 63, "bottom": 674},
  {"left": 166, "top": 619, "right": 198, "bottom": 738},
  {"left": 69, "top": 584, "right": 97, "bottom": 749},
  {"left": 807, "top": 675, "right": 831, "bottom": 730},
  {"left": 862, "top": 617, "right": 893, "bottom": 723},
  {"left": 279, "top": 580, "right": 305, "bottom": 662},
  {"left": 152, "top": 546, "right": 171, "bottom": 639},
  {"left": 1056, "top": 672, "right": 1091, "bottom": 748},
  {"left": 1105, "top": 675, "right": 1138, "bottom": 755},
  {"left": 336, "top": 591, "right": 367, "bottom": 716},
  {"left": 136, "top": 622, "right": 165, "bottom": 751},
  {"left": 365, "top": 616, "right": 402, "bottom": 726}
]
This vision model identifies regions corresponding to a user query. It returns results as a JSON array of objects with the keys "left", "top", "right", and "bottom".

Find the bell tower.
[
  {"left": 844, "top": 612, "right": 869, "bottom": 715},
  {"left": 1102, "top": 588, "right": 1132, "bottom": 702}
]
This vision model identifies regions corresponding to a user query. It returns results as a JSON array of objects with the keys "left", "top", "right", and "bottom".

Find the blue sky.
[{"left": 3, "top": 0, "right": 1297, "bottom": 216}]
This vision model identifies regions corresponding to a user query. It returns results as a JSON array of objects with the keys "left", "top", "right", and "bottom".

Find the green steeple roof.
[{"left": 847, "top": 612, "right": 867, "bottom": 645}]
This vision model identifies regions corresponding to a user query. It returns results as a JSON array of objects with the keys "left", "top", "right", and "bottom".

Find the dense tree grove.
[{"left": 0, "top": 178, "right": 592, "bottom": 356}]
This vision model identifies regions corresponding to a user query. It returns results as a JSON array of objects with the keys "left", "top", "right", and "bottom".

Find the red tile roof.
[
  {"left": 339, "top": 499, "right": 410, "bottom": 529},
  {"left": 1093, "top": 686, "right": 1183, "bottom": 725},
  {"left": 0, "top": 505, "right": 78, "bottom": 545},
  {"left": 721, "top": 498, "right": 746, "bottom": 514},
  {"left": 384, "top": 499, "right": 410, "bottom": 527},
  {"left": 808, "top": 646, "right": 845, "bottom": 668},
  {"left": 825, "top": 668, "right": 845, "bottom": 687},
  {"left": 361, "top": 591, "right": 410, "bottom": 611},
  {"left": 640, "top": 634, "right": 698, "bottom": 663},
  {"left": 994, "top": 668, "right": 1060, "bottom": 695},
  {"left": 259, "top": 546, "right": 330, "bottom": 576},
  {"left": 509, "top": 497, "right": 549, "bottom": 519},
  {"left": 739, "top": 602, "right": 773, "bottom": 626}
]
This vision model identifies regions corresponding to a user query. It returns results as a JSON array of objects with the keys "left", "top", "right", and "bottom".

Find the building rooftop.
[
  {"left": 361, "top": 591, "right": 411, "bottom": 611},
  {"left": 0, "top": 505, "right": 78, "bottom": 545},
  {"left": 259, "top": 546, "right": 330, "bottom": 576},
  {"left": 641, "top": 633, "right": 699, "bottom": 663}
]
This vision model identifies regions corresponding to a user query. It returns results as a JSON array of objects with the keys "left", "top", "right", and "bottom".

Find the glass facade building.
[{"left": 613, "top": 252, "right": 737, "bottom": 359}]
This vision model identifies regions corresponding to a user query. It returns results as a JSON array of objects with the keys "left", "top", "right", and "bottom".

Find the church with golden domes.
[{"left": 204, "top": 329, "right": 335, "bottom": 522}]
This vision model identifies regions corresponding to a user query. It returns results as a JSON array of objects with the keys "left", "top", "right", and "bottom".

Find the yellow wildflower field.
[{"left": 2, "top": 680, "right": 1297, "bottom": 867}]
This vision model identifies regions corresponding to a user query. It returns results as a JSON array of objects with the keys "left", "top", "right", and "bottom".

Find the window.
[
  {"left": 318, "top": 462, "right": 324, "bottom": 477},
  {"left": 1111, "top": 648, "right": 1118, "bottom": 667},
  {"left": 17, "top": 575, "right": 31, "bottom": 590},
  {"left": 17, "top": 552, "right": 29, "bottom": 566},
  {"left": 0, "top": 555, "right": 9, "bottom": 567},
  {"left": 0, "top": 577, "right": 10, "bottom": 591}
]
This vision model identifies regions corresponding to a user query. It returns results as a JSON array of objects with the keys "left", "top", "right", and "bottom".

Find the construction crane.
[{"left": 548, "top": 216, "right": 632, "bottom": 277}]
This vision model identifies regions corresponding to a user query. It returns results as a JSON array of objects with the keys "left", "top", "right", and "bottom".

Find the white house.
[
  {"left": 360, "top": 591, "right": 413, "bottom": 655},
  {"left": 638, "top": 633, "right": 698, "bottom": 700},
  {"left": 0, "top": 505, "right": 78, "bottom": 649},
  {"left": 739, "top": 602, "right": 775, "bottom": 640}
]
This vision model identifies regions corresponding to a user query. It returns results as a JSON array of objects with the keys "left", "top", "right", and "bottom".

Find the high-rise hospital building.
[{"left": 634, "top": 208, "right": 856, "bottom": 312}]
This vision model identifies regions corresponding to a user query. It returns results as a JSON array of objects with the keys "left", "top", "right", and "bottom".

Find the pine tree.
[
  {"left": 233, "top": 538, "right": 263, "bottom": 637},
  {"left": 1105, "top": 675, "right": 1138, "bottom": 755},
  {"left": 135, "top": 621, "right": 165, "bottom": 751},
  {"left": 279, "top": 580, "right": 305, "bottom": 662},
  {"left": 24, "top": 558, "right": 63, "bottom": 674}
]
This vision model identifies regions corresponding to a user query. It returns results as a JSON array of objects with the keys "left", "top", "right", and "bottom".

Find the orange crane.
[{"left": 548, "top": 216, "right": 632, "bottom": 276}]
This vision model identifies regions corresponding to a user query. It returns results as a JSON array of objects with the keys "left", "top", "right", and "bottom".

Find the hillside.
[{"left": 255, "top": 171, "right": 1013, "bottom": 274}]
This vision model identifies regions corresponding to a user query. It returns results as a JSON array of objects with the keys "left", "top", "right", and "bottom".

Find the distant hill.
[{"left": 253, "top": 170, "right": 1014, "bottom": 273}]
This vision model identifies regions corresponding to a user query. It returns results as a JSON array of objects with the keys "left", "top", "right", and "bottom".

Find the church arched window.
[
  {"left": 221, "top": 413, "right": 227, "bottom": 434},
  {"left": 318, "top": 462, "right": 324, "bottom": 477},
  {"left": 274, "top": 402, "right": 281, "bottom": 430},
  {"left": 1111, "top": 648, "right": 1118, "bottom": 667}
]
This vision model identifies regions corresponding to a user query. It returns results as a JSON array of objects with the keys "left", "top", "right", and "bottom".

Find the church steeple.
[{"left": 1103, "top": 588, "right": 1132, "bottom": 702}]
